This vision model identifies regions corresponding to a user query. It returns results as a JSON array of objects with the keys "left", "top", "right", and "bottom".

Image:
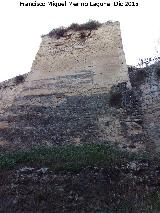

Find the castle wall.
[
  {"left": 141, "top": 65, "right": 160, "bottom": 152},
  {"left": 0, "top": 21, "right": 145, "bottom": 152},
  {"left": 25, "top": 22, "right": 129, "bottom": 96},
  {"left": 129, "top": 63, "right": 160, "bottom": 152},
  {"left": 0, "top": 76, "right": 26, "bottom": 114},
  {"left": 0, "top": 22, "right": 129, "bottom": 106}
]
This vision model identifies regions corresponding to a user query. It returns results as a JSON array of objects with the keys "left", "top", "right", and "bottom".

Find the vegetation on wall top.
[
  {"left": 14, "top": 75, "right": 25, "bottom": 85},
  {"left": 45, "top": 20, "right": 102, "bottom": 39}
]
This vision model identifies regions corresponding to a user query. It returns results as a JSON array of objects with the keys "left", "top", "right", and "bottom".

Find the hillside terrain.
[{"left": 1, "top": 144, "right": 160, "bottom": 212}]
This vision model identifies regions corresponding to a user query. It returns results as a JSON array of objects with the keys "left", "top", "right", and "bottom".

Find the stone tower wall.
[
  {"left": 25, "top": 21, "right": 129, "bottom": 96},
  {"left": 0, "top": 21, "right": 144, "bottom": 152}
]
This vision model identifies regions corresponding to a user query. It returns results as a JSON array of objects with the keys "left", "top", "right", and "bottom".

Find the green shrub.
[
  {"left": 79, "top": 32, "right": 86, "bottom": 39},
  {"left": 156, "top": 68, "right": 160, "bottom": 78},
  {"left": 48, "top": 27, "right": 67, "bottom": 39},
  {"left": 78, "top": 20, "right": 101, "bottom": 31},
  {"left": 109, "top": 92, "right": 122, "bottom": 108},
  {"left": 134, "top": 69, "right": 147, "bottom": 84},
  {"left": 15, "top": 75, "right": 25, "bottom": 84},
  {"left": 69, "top": 20, "right": 101, "bottom": 31},
  {"left": 150, "top": 190, "right": 160, "bottom": 211},
  {"left": 68, "top": 23, "right": 80, "bottom": 31},
  {"left": 0, "top": 144, "right": 131, "bottom": 171},
  {"left": 48, "top": 20, "right": 102, "bottom": 38}
]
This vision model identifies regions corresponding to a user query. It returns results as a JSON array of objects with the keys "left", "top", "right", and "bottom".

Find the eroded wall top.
[{"left": 27, "top": 21, "right": 129, "bottom": 91}]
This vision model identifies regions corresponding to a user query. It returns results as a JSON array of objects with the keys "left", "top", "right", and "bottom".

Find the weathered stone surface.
[
  {"left": 1, "top": 21, "right": 158, "bottom": 153},
  {"left": 28, "top": 21, "right": 129, "bottom": 89},
  {"left": 0, "top": 121, "right": 8, "bottom": 130},
  {"left": 0, "top": 84, "right": 146, "bottom": 152},
  {"left": 129, "top": 63, "right": 160, "bottom": 152},
  {"left": 0, "top": 140, "right": 8, "bottom": 146}
]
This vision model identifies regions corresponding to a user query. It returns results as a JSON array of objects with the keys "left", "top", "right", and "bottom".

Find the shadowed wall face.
[{"left": 129, "top": 63, "right": 160, "bottom": 152}]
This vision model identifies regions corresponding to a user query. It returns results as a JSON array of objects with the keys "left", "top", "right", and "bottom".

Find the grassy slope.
[
  {"left": 1, "top": 144, "right": 160, "bottom": 212},
  {"left": 0, "top": 144, "right": 148, "bottom": 171}
]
